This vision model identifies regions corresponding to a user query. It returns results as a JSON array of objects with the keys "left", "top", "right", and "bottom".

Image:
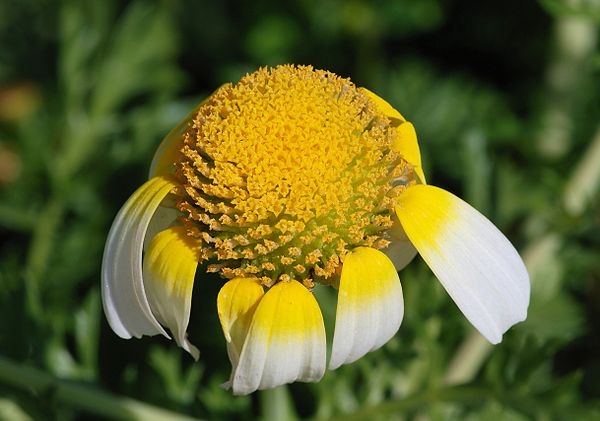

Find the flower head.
[{"left": 102, "top": 65, "right": 530, "bottom": 395}]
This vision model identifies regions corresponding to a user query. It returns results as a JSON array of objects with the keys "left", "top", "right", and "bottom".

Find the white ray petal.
[
  {"left": 395, "top": 185, "right": 530, "bottom": 343},
  {"left": 217, "top": 278, "right": 265, "bottom": 388},
  {"left": 232, "top": 281, "right": 326, "bottom": 395},
  {"left": 101, "top": 176, "right": 177, "bottom": 339},
  {"left": 330, "top": 247, "right": 404, "bottom": 370}
]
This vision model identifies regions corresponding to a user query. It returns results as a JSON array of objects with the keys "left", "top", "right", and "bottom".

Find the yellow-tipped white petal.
[
  {"left": 360, "top": 87, "right": 426, "bottom": 184},
  {"left": 101, "top": 176, "right": 177, "bottom": 339},
  {"left": 143, "top": 226, "right": 201, "bottom": 359},
  {"left": 217, "top": 278, "right": 265, "bottom": 386},
  {"left": 395, "top": 185, "right": 530, "bottom": 344},
  {"left": 232, "top": 281, "right": 326, "bottom": 395},
  {"left": 329, "top": 247, "right": 404, "bottom": 370}
]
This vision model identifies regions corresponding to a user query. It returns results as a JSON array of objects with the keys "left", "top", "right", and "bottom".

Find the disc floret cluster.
[{"left": 174, "top": 65, "right": 411, "bottom": 287}]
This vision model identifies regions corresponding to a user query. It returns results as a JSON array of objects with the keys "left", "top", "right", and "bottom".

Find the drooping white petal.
[
  {"left": 395, "top": 184, "right": 530, "bottom": 344},
  {"left": 101, "top": 176, "right": 177, "bottom": 339},
  {"left": 143, "top": 226, "right": 201, "bottom": 359},
  {"left": 329, "top": 247, "right": 404, "bottom": 370},
  {"left": 232, "top": 281, "right": 326, "bottom": 395}
]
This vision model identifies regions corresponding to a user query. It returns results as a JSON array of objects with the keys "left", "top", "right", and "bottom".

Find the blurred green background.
[{"left": 0, "top": 0, "right": 599, "bottom": 419}]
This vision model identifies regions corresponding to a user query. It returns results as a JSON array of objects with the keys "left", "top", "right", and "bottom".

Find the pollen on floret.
[{"left": 173, "top": 64, "right": 417, "bottom": 286}]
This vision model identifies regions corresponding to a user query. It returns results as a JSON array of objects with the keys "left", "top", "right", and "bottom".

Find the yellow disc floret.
[{"left": 174, "top": 65, "right": 414, "bottom": 286}]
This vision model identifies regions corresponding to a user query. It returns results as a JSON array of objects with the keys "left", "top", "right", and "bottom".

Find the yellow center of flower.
[{"left": 175, "top": 65, "right": 412, "bottom": 287}]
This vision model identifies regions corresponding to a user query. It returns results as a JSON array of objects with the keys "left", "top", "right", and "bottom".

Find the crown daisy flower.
[{"left": 101, "top": 65, "right": 530, "bottom": 395}]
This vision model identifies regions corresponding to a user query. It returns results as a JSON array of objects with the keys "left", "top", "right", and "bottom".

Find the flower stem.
[
  {"left": 260, "top": 386, "right": 298, "bottom": 421},
  {"left": 443, "top": 333, "right": 491, "bottom": 386}
]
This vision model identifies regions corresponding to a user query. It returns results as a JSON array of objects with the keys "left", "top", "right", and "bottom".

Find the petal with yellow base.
[
  {"left": 217, "top": 278, "right": 265, "bottom": 386},
  {"left": 143, "top": 226, "right": 202, "bottom": 359},
  {"left": 396, "top": 121, "right": 426, "bottom": 184},
  {"left": 360, "top": 87, "right": 426, "bottom": 183},
  {"left": 232, "top": 280, "right": 326, "bottom": 395},
  {"left": 330, "top": 247, "right": 404, "bottom": 370},
  {"left": 359, "top": 87, "right": 406, "bottom": 122},
  {"left": 395, "top": 184, "right": 530, "bottom": 344},
  {"left": 101, "top": 176, "right": 178, "bottom": 339},
  {"left": 143, "top": 205, "right": 178, "bottom": 251}
]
